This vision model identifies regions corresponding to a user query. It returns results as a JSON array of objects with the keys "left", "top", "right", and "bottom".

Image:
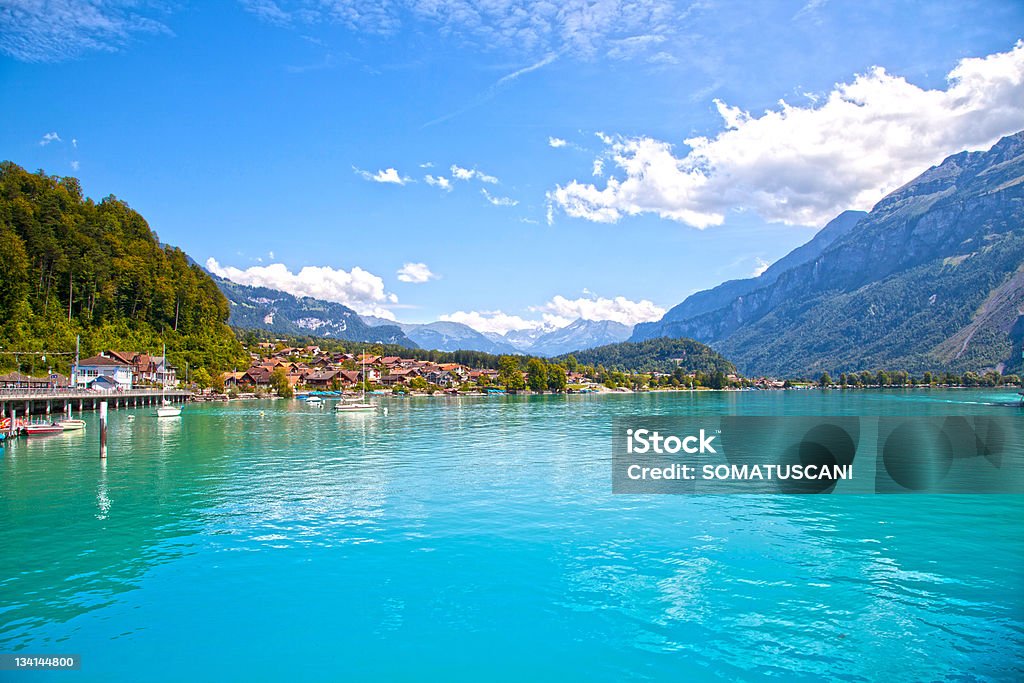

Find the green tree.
[
  {"left": 408, "top": 376, "right": 429, "bottom": 392},
  {"left": 192, "top": 367, "right": 212, "bottom": 389},
  {"left": 526, "top": 358, "right": 548, "bottom": 392},
  {"left": 498, "top": 355, "right": 526, "bottom": 391},
  {"left": 819, "top": 371, "right": 832, "bottom": 387},
  {"left": 270, "top": 367, "right": 293, "bottom": 398},
  {"left": 547, "top": 364, "right": 567, "bottom": 392}
]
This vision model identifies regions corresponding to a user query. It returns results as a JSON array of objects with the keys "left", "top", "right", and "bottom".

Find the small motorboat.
[
  {"left": 58, "top": 418, "right": 87, "bottom": 431},
  {"left": 25, "top": 423, "right": 66, "bottom": 436},
  {"left": 306, "top": 396, "right": 324, "bottom": 406}
]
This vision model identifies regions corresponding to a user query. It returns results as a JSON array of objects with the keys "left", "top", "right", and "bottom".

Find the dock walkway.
[{"left": 0, "top": 388, "right": 190, "bottom": 417}]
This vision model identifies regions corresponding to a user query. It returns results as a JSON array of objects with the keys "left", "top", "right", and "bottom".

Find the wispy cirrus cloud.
[
  {"left": 1, "top": 0, "right": 172, "bottom": 62},
  {"left": 423, "top": 52, "right": 558, "bottom": 127},
  {"left": 353, "top": 166, "right": 413, "bottom": 185},
  {"left": 548, "top": 41, "right": 1024, "bottom": 229},
  {"left": 481, "top": 188, "right": 518, "bottom": 207},
  {"left": 450, "top": 164, "right": 498, "bottom": 184},
  {"left": 239, "top": 0, "right": 292, "bottom": 26},
  {"left": 240, "top": 1, "right": 678, "bottom": 61}
]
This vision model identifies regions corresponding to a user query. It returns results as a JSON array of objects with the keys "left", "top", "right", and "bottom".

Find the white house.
[{"left": 75, "top": 355, "right": 133, "bottom": 390}]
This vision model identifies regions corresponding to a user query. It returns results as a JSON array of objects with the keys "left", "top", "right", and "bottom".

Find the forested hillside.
[
  {"left": 0, "top": 162, "right": 246, "bottom": 377},
  {"left": 557, "top": 338, "right": 737, "bottom": 375}
]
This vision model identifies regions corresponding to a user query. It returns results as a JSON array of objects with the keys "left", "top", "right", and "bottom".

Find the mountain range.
[
  {"left": 211, "top": 274, "right": 417, "bottom": 347},
  {"left": 366, "top": 315, "right": 632, "bottom": 356},
  {"left": 633, "top": 131, "right": 1024, "bottom": 376},
  {"left": 214, "top": 272, "right": 634, "bottom": 356}
]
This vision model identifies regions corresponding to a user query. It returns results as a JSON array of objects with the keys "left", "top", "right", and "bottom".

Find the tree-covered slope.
[
  {"left": 0, "top": 162, "right": 246, "bottom": 375},
  {"left": 556, "top": 338, "right": 737, "bottom": 375}
]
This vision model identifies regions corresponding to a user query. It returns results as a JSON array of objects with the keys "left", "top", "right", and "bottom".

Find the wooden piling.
[{"left": 99, "top": 401, "right": 108, "bottom": 458}]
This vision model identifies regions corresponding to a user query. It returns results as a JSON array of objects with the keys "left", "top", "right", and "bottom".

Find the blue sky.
[{"left": 2, "top": 1, "right": 1023, "bottom": 334}]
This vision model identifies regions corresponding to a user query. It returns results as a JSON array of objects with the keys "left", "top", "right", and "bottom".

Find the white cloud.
[
  {"left": 440, "top": 310, "right": 555, "bottom": 336},
  {"left": 481, "top": 189, "right": 518, "bottom": 207},
  {"left": 751, "top": 257, "right": 770, "bottom": 277},
  {"left": 39, "top": 132, "right": 61, "bottom": 145},
  {"left": 548, "top": 137, "right": 568, "bottom": 148},
  {"left": 1, "top": 1, "right": 171, "bottom": 62},
  {"left": 592, "top": 158, "right": 604, "bottom": 176},
  {"left": 549, "top": 41, "right": 1024, "bottom": 228},
  {"left": 69, "top": 160, "right": 80, "bottom": 171},
  {"left": 451, "top": 164, "right": 498, "bottom": 184},
  {"left": 419, "top": 161, "right": 434, "bottom": 168},
  {"left": 424, "top": 174, "right": 452, "bottom": 191},
  {"left": 396, "top": 262, "right": 438, "bottom": 283},
  {"left": 354, "top": 166, "right": 412, "bottom": 185},
  {"left": 442, "top": 294, "right": 665, "bottom": 335},
  {"left": 531, "top": 295, "right": 665, "bottom": 326},
  {"left": 71, "top": 137, "right": 78, "bottom": 148},
  {"left": 206, "top": 257, "right": 399, "bottom": 319}
]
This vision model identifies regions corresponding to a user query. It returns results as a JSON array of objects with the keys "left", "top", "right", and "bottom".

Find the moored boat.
[
  {"left": 153, "top": 343, "right": 182, "bottom": 417},
  {"left": 25, "top": 423, "right": 65, "bottom": 436},
  {"left": 155, "top": 400, "right": 182, "bottom": 418},
  {"left": 58, "top": 418, "right": 87, "bottom": 431},
  {"left": 334, "top": 398, "right": 375, "bottom": 412}
]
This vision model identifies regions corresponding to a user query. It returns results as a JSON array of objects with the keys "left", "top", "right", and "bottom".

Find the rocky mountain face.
[
  {"left": 636, "top": 210, "right": 866, "bottom": 328},
  {"left": 632, "top": 132, "right": 1024, "bottom": 376},
  {"left": 368, "top": 316, "right": 632, "bottom": 356},
  {"left": 528, "top": 319, "right": 633, "bottom": 357},
  {"left": 212, "top": 275, "right": 416, "bottom": 347},
  {"left": 395, "top": 321, "right": 520, "bottom": 355}
]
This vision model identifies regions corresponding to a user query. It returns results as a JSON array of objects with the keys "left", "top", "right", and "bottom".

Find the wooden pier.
[{"left": 0, "top": 388, "right": 190, "bottom": 417}]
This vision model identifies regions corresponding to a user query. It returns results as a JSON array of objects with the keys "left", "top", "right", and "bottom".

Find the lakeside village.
[{"left": 4, "top": 341, "right": 1019, "bottom": 402}]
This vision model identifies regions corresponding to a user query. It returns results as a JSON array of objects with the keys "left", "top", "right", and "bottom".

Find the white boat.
[
  {"left": 153, "top": 343, "right": 182, "bottom": 418},
  {"left": 155, "top": 401, "right": 182, "bottom": 418},
  {"left": 335, "top": 362, "right": 376, "bottom": 413},
  {"left": 58, "top": 418, "right": 87, "bottom": 431},
  {"left": 334, "top": 398, "right": 375, "bottom": 412},
  {"left": 306, "top": 395, "right": 323, "bottom": 406}
]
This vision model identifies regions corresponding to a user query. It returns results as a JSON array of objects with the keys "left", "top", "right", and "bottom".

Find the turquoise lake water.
[{"left": 1, "top": 389, "right": 1022, "bottom": 681}]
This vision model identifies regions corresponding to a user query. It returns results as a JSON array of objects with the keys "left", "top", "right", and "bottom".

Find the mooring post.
[
  {"left": 9, "top": 408, "right": 15, "bottom": 437},
  {"left": 99, "top": 400, "right": 108, "bottom": 458}
]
